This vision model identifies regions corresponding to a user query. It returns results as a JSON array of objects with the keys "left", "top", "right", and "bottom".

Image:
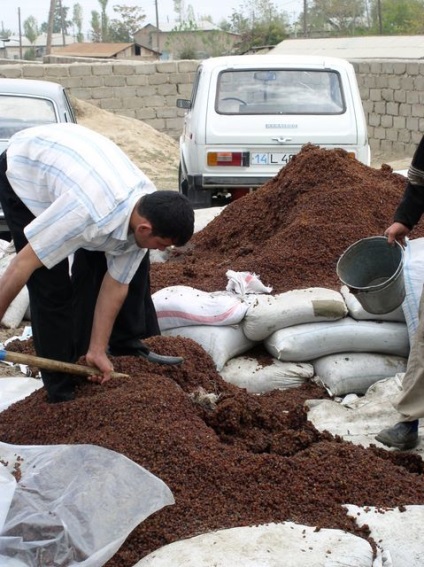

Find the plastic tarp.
[{"left": 0, "top": 442, "right": 174, "bottom": 567}]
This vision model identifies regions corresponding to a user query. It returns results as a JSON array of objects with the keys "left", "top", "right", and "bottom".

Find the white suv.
[{"left": 177, "top": 54, "right": 370, "bottom": 208}]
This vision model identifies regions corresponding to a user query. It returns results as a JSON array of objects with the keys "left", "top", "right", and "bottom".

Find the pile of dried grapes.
[
  {"left": 1, "top": 145, "right": 424, "bottom": 567},
  {"left": 151, "top": 144, "right": 421, "bottom": 294}
]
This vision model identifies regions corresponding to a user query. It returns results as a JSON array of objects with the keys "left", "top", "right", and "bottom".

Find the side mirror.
[{"left": 177, "top": 98, "right": 192, "bottom": 109}]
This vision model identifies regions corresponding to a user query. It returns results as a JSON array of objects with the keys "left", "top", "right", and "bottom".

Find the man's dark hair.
[{"left": 137, "top": 191, "right": 194, "bottom": 246}]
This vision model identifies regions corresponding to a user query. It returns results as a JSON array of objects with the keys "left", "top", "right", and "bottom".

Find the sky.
[{"left": 1, "top": 0, "right": 302, "bottom": 35}]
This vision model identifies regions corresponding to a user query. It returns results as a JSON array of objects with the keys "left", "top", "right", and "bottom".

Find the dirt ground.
[{"left": 70, "top": 97, "right": 180, "bottom": 190}]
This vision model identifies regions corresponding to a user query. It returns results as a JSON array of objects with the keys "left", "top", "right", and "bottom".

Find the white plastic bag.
[
  {"left": 264, "top": 318, "right": 410, "bottom": 362},
  {"left": 152, "top": 286, "right": 248, "bottom": 331},
  {"left": 163, "top": 325, "right": 256, "bottom": 371},
  {"left": 0, "top": 254, "right": 29, "bottom": 329},
  {"left": 225, "top": 270, "right": 273, "bottom": 296},
  {"left": 0, "top": 442, "right": 174, "bottom": 567},
  {"left": 242, "top": 287, "right": 347, "bottom": 341},
  {"left": 402, "top": 237, "right": 424, "bottom": 342}
]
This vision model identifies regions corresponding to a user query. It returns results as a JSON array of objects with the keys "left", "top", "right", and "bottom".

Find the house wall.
[{"left": 0, "top": 58, "right": 423, "bottom": 158}]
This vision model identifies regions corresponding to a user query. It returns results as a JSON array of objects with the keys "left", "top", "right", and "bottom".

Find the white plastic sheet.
[{"left": 0, "top": 442, "right": 174, "bottom": 567}]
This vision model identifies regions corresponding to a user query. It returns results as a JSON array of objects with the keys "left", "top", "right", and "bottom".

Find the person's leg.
[
  {"left": 393, "top": 286, "right": 424, "bottom": 419},
  {"left": 109, "top": 252, "right": 160, "bottom": 352},
  {"left": 71, "top": 249, "right": 182, "bottom": 364},
  {"left": 0, "top": 152, "right": 76, "bottom": 403},
  {"left": 375, "top": 286, "right": 424, "bottom": 449},
  {"left": 71, "top": 249, "right": 108, "bottom": 359}
]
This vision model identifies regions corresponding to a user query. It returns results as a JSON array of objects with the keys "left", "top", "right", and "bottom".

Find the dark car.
[{"left": 0, "top": 78, "right": 77, "bottom": 238}]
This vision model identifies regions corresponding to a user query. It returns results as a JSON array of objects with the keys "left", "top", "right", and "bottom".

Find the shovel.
[{"left": 0, "top": 349, "right": 130, "bottom": 379}]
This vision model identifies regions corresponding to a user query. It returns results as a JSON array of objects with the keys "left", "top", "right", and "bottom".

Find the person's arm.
[
  {"left": 0, "top": 244, "right": 42, "bottom": 323},
  {"left": 393, "top": 182, "right": 424, "bottom": 231},
  {"left": 85, "top": 271, "right": 129, "bottom": 384}
]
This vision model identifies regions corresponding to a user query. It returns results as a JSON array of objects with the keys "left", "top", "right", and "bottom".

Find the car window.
[
  {"left": 0, "top": 95, "right": 57, "bottom": 138},
  {"left": 190, "top": 67, "right": 202, "bottom": 110},
  {"left": 215, "top": 68, "right": 346, "bottom": 115}
]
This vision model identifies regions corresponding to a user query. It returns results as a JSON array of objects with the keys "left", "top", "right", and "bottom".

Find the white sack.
[
  {"left": 340, "top": 285, "right": 405, "bottom": 322},
  {"left": 402, "top": 237, "right": 424, "bottom": 342},
  {"left": 133, "top": 521, "right": 376, "bottom": 567},
  {"left": 242, "top": 287, "right": 347, "bottom": 341},
  {"left": 0, "top": 254, "right": 30, "bottom": 329},
  {"left": 152, "top": 286, "right": 248, "bottom": 331},
  {"left": 264, "top": 318, "right": 410, "bottom": 362},
  {"left": 163, "top": 325, "right": 256, "bottom": 371},
  {"left": 219, "top": 357, "right": 314, "bottom": 393},
  {"left": 346, "top": 504, "right": 424, "bottom": 567},
  {"left": 314, "top": 352, "right": 407, "bottom": 397}
]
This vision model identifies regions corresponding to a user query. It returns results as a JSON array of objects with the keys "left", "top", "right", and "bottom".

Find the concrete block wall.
[
  {"left": 1, "top": 58, "right": 423, "bottom": 159},
  {"left": 0, "top": 59, "right": 198, "bottom": 141},
  {"left": 352, "top": 59, "right": 424, "bottom": 158}
]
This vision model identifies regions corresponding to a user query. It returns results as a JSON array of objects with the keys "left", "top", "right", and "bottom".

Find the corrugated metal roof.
[
  {"left": 52, "top": 42, "right": 134, "bottom": 58},
  {"left": 272, "top": 36, "right": 424, "bottom": 59}
]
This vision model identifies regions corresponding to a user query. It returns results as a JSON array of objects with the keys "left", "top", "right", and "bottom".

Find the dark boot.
[{"left": 375, "top": 420, "right": 419, "bottom": 450}]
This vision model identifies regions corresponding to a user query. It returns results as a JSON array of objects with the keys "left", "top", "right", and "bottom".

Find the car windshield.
[
  {"left": 216, "top": 68, "right": 345, "bottom": 115},
  {"left": 0, "top": 95, "right": 57, "bottom": 139}
]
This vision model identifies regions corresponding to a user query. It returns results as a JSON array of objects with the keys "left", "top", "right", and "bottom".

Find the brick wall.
[
  {"left": 351, "top": 59, "right": 424, "bottom": 158},
  {"left": 1, "top": 58, "right": 423, "bottom": 159}
]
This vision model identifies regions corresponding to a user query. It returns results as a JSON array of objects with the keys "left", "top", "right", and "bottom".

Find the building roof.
[
  {"left": 51, "top": 42, "right": 137, "bottom": 58},
  {"left": 272, "top": 36, "right": 424, "bottom": 59},
  {"left": 2, "top": 33, "right": 75, "bottom": 48}
]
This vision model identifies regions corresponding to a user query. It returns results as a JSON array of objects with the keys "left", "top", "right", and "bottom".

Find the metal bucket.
[{"left": 336, "top": 236, "right": 405, "bottom": 315}]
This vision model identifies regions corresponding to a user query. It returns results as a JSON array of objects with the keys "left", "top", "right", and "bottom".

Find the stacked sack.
[{"left": 153, "top": 270, "right": 410, "bottom": 397}]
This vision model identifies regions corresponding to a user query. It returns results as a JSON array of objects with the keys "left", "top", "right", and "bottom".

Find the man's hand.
[
  {"left": 384, "top": 222, "right": 410, "bottom": 246},
  {"left": 86, "top": 272, "right": 129, "bottom": 384},
  {"left": 85, "top": 350, "right": 114, "bottom": 384}
]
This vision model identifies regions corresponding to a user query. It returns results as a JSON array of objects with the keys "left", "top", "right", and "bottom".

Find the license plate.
[{"left": 251, "top": 153, "right": 294, "bottom": 165}]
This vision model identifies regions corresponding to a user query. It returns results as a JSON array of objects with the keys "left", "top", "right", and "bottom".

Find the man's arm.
[
  {"left": 0, "top": 244, "right": 42, "bottom": 322},
  {"left": 85, "top": 271, "right": 129, "bottom": 383}
]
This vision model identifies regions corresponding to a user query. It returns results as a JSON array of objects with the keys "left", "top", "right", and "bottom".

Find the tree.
[
  {"left": 98, "top": 0, "right": 110, "bottom": 41},
  {"left": 108, "top": 5, "right": 146, "bottom": 42},
  {"left": 229, "top": 0, "right": 289, "bottom": 52},
  {"left": 23, "top": 16, "right": 39, "bottom": 60},
  {"left": 72, "top": 3, "right": 84, "bottom": 42},
  {"left": 90, "top": 11, "right": 102, "bottom": 42},
  {"left": 40, "top": 2, "right": 73, "bottom": 34},
  {"left": 303, "top": 0, "right": 367, "bottom": 36},
  {"left": 369, "top": 0, "right": 424, "bottom": 34}
]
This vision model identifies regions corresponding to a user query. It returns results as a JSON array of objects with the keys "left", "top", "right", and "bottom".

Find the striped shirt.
[{"left": 6, "top": 123, "right": 156, "bottom": 284}]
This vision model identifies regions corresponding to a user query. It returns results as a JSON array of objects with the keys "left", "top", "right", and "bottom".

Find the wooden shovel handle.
[{"left": 0, "top": 350, "right": 130, "bottom": 379}]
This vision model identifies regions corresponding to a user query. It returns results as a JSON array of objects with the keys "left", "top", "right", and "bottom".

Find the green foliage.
[
  {"left": 23, "top": 47, "right": 37, "bottom": 60},
  {"left": 23, "top": 16, "right": 39, "bottom": 45},
  {"left": 109, "top": 5, "right": 146, "bottom": 41},
  {"left": 369, "top": 0, "right": 424, "bottom": 34},
  {"left": 229, "top": 0, "right": 289, "bottom": 52},
  {"left": 90, "top": 11, "right": 102, "bottom": 42},
  {"left": 303, "top": 0, "right": 366, "bottom": 35},
  {"left": 72, "top": 3, "right": 84, "bottom": 41}
]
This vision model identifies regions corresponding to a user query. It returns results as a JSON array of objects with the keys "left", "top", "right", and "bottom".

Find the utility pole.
[
  {"left": 155, "top": 0, "right": 160, "bottom": 52},
  {"left": 46, "top": 0, "right": 55, "bottom": 55},
  {"left": 303, "top": 0, "right": 307, "bottom": 38},
  {"left": 18, "top": 8, "right": 23, "bottom": 59},
  {"left": 377, "top": 0, "right": 383, "bottom": 34}
]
